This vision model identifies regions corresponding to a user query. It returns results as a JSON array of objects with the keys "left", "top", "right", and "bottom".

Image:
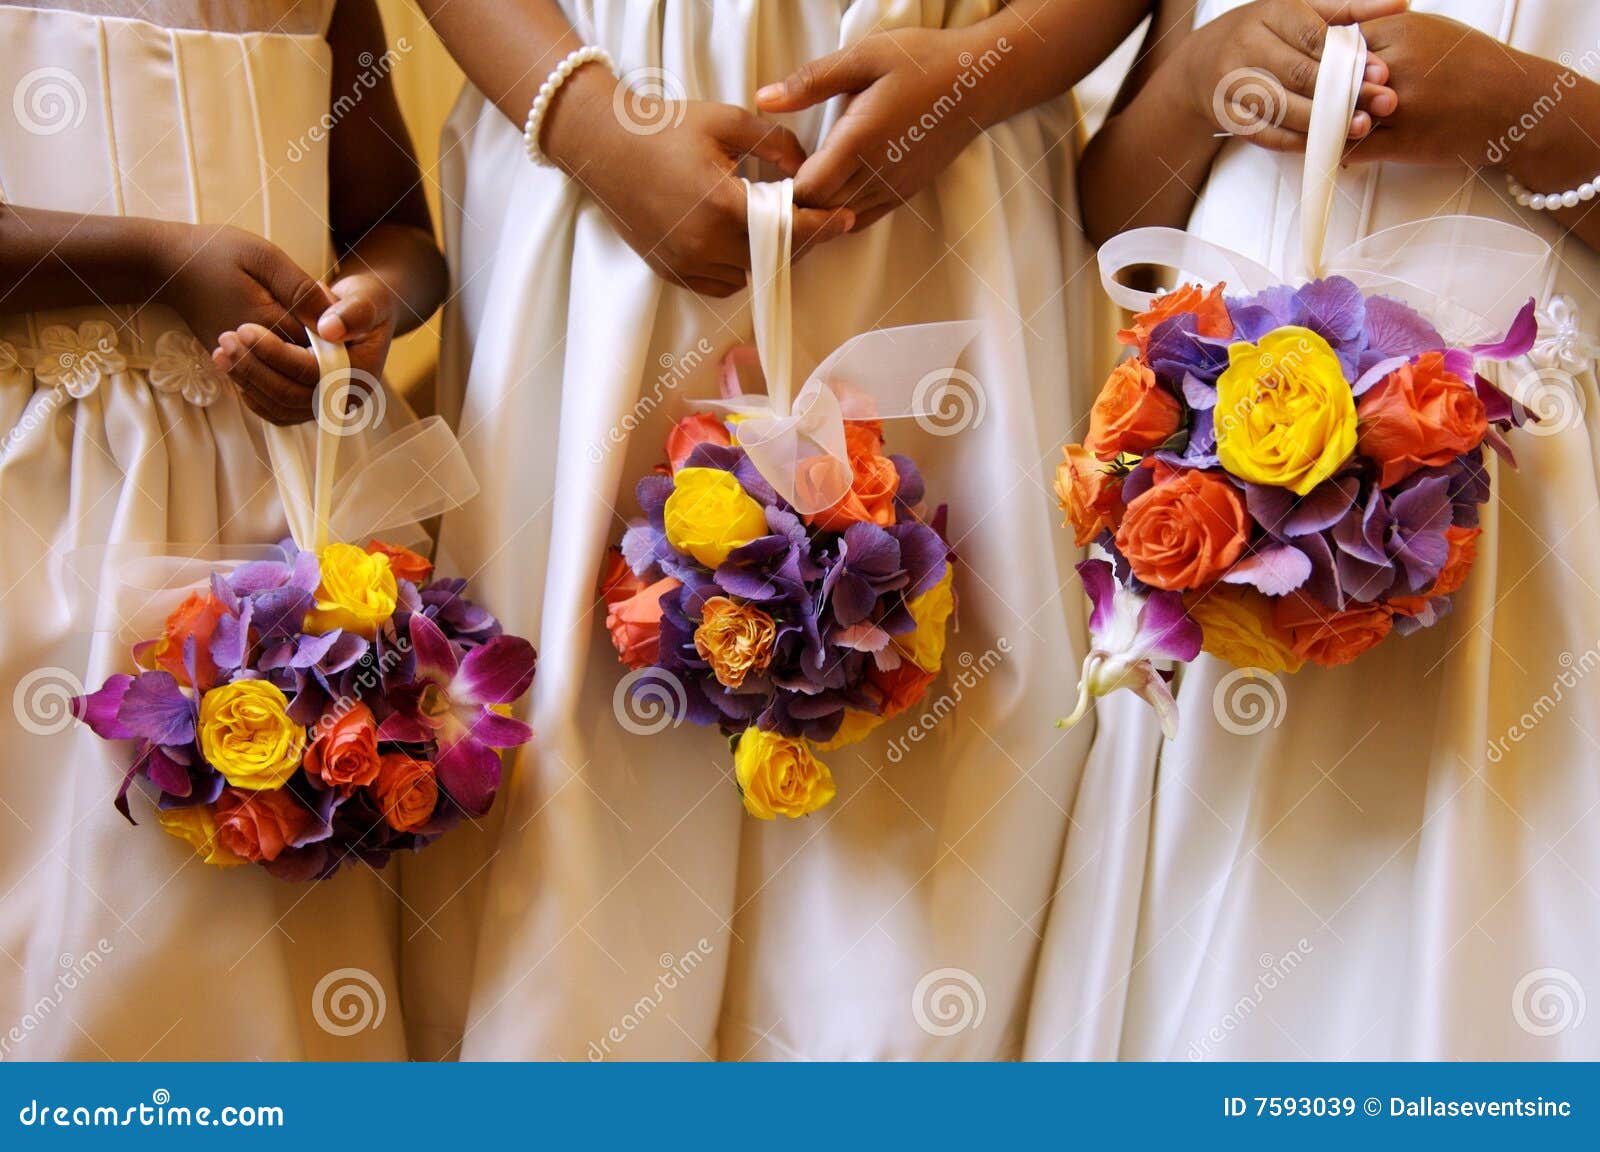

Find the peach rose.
[
  {"left": 666, "top": 413, "right": 733, "bottom": 473},
  {"left": 606, "top": 576, "right": 680, "bottom": 669},
  {"left": 805, "top": 420, "right": 900, "bottom": 531},
  {"left": 1115, "top": 468, "right": 1250, "bottom": 591},
  {"left": 598, "top": 549, "right": 647, "bottom": 608},
  {"left": 1054, "top": 443, "right": 1123, "bottom": 546},
  {"left": 871, "top": 661, "right": 938, "bottom": 720},
  {"left": 1117, "top": 283, "right": 1233, "bottom": 352},
  {"left": 1272, "top": 592, "right": 1394, "bottom": 668},
  {"left": 1085, "top": 358, "right": 1183, "bottom": 462},
  {"left": 693, "top": 596, "right": 777, "bottom": 688},
  {"left": 372, "top": 752, "right": 438, "bottom": 833},
  {"left": 367, "top": 540, "right": 433, "bottom": 585},
  {"left": 1357, "top": 352, "right": 1488, "bottom": 487},
  {"left": 303, "top": 701, "right": 381, "bottom": 789},
  {"left": 213, "top": 788, "right": 315, "bottom": 863},
  {"left": 151, "top": 591, "right": 229, "bottom": 688}
]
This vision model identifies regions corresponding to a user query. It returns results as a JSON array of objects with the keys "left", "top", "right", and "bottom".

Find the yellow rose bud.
[
  {"left": 1214, "top": 326, "right": 1357, "bottom": 495},
  {"left": 693, "top": 597, "right": 776, "bottom": 689},
  {"left": 733, "top": 727, "right": 836, "bottom": 820},
  {"left": 899, "top": 565, "right": 956, "bottom": 673},
  {"left": 664, "top": 467, "right": 768, "bottom": 569},
  {"left": 198, "top": 680, "right": 304, "bottom": 791},
  {"left": 305, "top": 542, "right": 398, "bottom": 637},
  {"left": 1185, "top": 586, "right": 1304, "bottom": 675},
  {"left": 158, "top": 805, "right": 245, "bottom": 868}
]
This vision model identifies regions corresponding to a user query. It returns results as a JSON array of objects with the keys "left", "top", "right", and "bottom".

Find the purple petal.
[
  {"left": 227, "top": 560, "right": 292, "bottom": 596},
  {"left": 1131, "top": 663, "right": 1182, "bottom": 741},
  {"left": 250, "top": 586, "right": 313, "bottom": 642},
  {"left": 1360, "top": 295, "right": 1443, "bottom": 371},
  {"left": 1352, "top": 355, "right": 1409, "bottom": 398},
  {"left": 145, "top": 745, "right": 192, "bottom": 797},
  {"left": 890, "top": 523, "right": 949, "bottom": 598},
  {"left": 320, "top": 632, "right": 369, "bottom": 673},
  {"left": 1285, "top": 477, "right": 1360, "bottom": 536},
  {"left": 290, "top": 630, "right": 342, "bottom": 669},
  {"left": 377, "top": 706, "right": 431, "bottom": 744},
  {"left": 435, "top": 734, "right": 501, "bottom": 817},
  {"left": 1135, "top": 589, "right": 1203, "bottom": 663},
  {"left": 1469, "top": 298, "right": 1538, "bottom": 361},
  {"left": 409, "top": 611, "right": 459, "bottom": 684},
  {"left": 1294, "top": 277, "right": 1366, "bottom": 343},
  {"left": 1077, "top": 559, "right": 1117, "bottom": 636},
  {"left": 209, "top": 601, "right": 253, "bottom": 671},
  {"left": 1182, "top": 373, "right": 1218, "bottom": 410},
  {"left": 1220, "top": 544, "right": 1313, "bottom": 596},
  {"left": 72, "top": 674, "right": 136, "bottom": 740},
  {"left": 116, "top": 671, "right": 196, "bottom": 747},
  {"left": 468, "top": 708, "right": 533, "bottom": 749},
  {"left": 453, "top": 635, "right": 536, "bottom": 706}
]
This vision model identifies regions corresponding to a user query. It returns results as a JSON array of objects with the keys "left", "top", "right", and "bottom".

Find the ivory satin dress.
[
  {"left": 0, "top": 1, "right": 405, "bottom": 1059},
  {"left": 417, "top": 0, "right": 1107, "bottom": 1059},
  {"left": 1026, "top": 0, "right": 1600, "bottom": 1060}
]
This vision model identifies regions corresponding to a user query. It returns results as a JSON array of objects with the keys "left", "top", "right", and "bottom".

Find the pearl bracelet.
[
  {"left": 1507, "top": 171, "right": 1599, "bottom": 212},
  {"left": 522, "top": 45, "right": 615, "bottom": 168}
]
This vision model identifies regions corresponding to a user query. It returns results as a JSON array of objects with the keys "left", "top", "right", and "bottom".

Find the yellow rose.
[
  {"left": 1214, "top": 326, "right": 1356, "bottom": 495},
  {"left": 198, "top": 680, "right": 304, "bottom": 790},
  {"left": 1186, "top": 586, "right": 1304, "bottom": 675},
  {"left": 898, "top": 565, "right": 956, "bottom": 673},
  {"left": 733, "top": 727, "right": 837, "bottom": 819},
  {"left": 693, "top": 596, "right": 776, "bottom": 688},
  {"left": 158, "top": 805, "right": 245, "bottom": 868},
  {"left": 664, "top": 467, "right": 768, "bottom": 569},
  {"left": 305, "top": 542, "right": 398, "bottom": 637},
  {"left": 813, "top": 708, "right": 885, "bottom": 751}
]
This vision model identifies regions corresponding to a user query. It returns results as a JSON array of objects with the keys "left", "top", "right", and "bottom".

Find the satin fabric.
[
  {"left": 1025, "top": 0, "right": 1600, "bottom": 1059},
  {"left": 416, "top": 0, "right": 1106, "bottom": 1059},
  {"left": 0, "top": 3, "right": 408, "bottom": 1059}
]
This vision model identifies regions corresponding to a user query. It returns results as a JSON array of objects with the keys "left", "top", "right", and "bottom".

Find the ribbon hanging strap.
[{"left": 1301, "top": 24, "right": 1366, "bottom": 279}]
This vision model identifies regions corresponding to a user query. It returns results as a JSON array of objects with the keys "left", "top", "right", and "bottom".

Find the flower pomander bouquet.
[
  {"left": 1062, "top": 26, "right": 1568, "bottom": 737},
  {"left": 67, "top": 334, "right": 535, "bottom": 878},
  {"left": 600, "top": 179, "right": 974, "bottom": 820}
]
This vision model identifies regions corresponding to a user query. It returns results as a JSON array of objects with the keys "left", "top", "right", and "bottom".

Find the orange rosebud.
[
  {"left": 1117, "top": 283, "right": 1233, "bottom": 352},
  {"left": 303, "top": 701, "right": 381, "bottom": 789},
  {"left": 1085, "top": 358, "right": 1183, "bottom": 462},
  {"left": 372, "top": 752, "right": 438, "bottom": 833},
  {"left": 152, "top": 591, "right": 229, "bottom": 688},
  {"left": 1115, "top": 468, "right": 1250, "bottom": 591},
  {"left": 1272, "top": 592, "right": 1394, "bottom": 668},
  {"left": 367, "top": 540, "right": 433, "bottom": 585},
  {"left": 1054, "top": 443, "right": 1123, "bottom": 546},
  {"left": 213, "top": 788, "right": 315, "bottom": 863},
  {"left": 666, "top": 413, "right": 733, "bottom": 473},
  {"left": 606, "top": 576, "right": 680, "bottom": 669},
  {"left": 870, "top": 661, "right": 938, "bottom": 720},
  {"left": 804, "top": 420, "right": 900, "bottom": 531},
  {"left": 598, "top": 548, "right": 647, "bottom": 608},
  {"left": 1356, "top": 352, "right": 1488, "bottom": 488},
  {"left": 1428, "top": 524, "right": 1481, "bottom": 598}
]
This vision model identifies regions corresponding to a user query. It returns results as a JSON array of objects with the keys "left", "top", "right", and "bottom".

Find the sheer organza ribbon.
[
  {"left": 1097, "top": 26, "right": 1554, "bottom": 345},
  {"left": 68, "top": 331, "right": 479, "bottom": 643},
  {"left": 694, "top": 179, "right": 979, "bottom": 515}
]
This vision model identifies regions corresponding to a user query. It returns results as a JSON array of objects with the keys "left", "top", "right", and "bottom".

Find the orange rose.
[
  {"left": 367, "top": 540, "right": 433, "bottom": 585},
  {"left": 213, "top": 788, "right": 315, "bottom": 863},
  {"left": 1115, "top": 468, "right": 1250, "bottom": 591},
  {"left": 606, "top": 576, "right": 680, "bottom": 669},
  {"left": 871, "top": 661, "right": 937, "bottom": 720},
  {"left": 1356, "top": 352, "right": 1488, "bottom": 488},
  {"left": 151, "top": 591, "right": 229, "bottom": 688},
  {"left": 805, "top": 420, "right": 900, "bottom": 531},
  {"left": 1054, "top": 443, "right": 1123, "bottom": 546},
  {"left": 1272, "top": 592, "right": 1394, "bottom": 668},
  {"left": 303, "top": 701, "right": 381, "bottom": 789},
  {"left": 666, "top": 413, "right": 733, "bottom": 473},
  {"left": 598, "top": 549, "right": 647, "bottom": 607},
  {"left": 1117, "top": 283, "right": 1233, "bottom": 352},
  {"left": 1085, "top": 358, "right": 1183, "bottom": 462},
  {"left": 372, "top": 752, "right": 438, "bottom": 833}
]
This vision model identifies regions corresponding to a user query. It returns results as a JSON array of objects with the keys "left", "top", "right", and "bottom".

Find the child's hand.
[
  {"left": 212, "top": 271, "right": 396, "bottom": 427},
  {"left": 151, "top": 222, "right": 335, "bottom": 423},
  {"left": 1178, "top": 0, "right": 1402, "bottom": 152},
  {"left": 756, "top": 26, "right": 998, "bottom": 231},
  {"left": 543, "top": 70, "right": 854, "bottom": 296}
]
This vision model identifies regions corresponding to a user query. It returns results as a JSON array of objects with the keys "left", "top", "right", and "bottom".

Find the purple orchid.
[
  {"left": 378, "top": 612, "right": 535, "bottom": 817},
  {"left": 1059, "top": 559, "right": 1202, "bottom": 740}
]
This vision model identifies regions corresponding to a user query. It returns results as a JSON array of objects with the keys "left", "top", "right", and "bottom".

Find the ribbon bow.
[{"left": 695, "top": 179, "right": 978, "bottom": 515}]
